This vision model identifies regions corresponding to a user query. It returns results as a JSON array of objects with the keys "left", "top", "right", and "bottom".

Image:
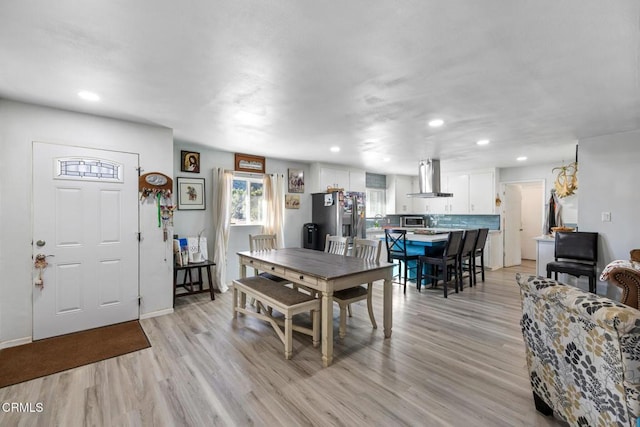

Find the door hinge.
[{"left": 136, "top": 232, "right": 142, "bottom": 242}]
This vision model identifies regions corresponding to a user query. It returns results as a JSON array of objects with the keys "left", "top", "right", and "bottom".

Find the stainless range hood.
[{"left": 407, "top": 159, "right": 453, "bottom": 198}]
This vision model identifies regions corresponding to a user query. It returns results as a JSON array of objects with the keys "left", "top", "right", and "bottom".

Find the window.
[
  {"left": 231, "top": 175, "right": 264, "bottom": 225},
  {"left": 366, "top": 188, "right": 386, "bottom": 217}
]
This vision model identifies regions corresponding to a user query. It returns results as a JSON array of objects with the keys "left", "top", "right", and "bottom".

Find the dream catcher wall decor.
[{"left": 552, "top": 161, "right": 578, "bottom": 198}]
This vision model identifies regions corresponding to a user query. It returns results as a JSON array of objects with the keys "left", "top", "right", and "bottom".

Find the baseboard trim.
[
  {"left": 0, "top": 336, "right": 32, "bottom": 349},
  {"left": 140, "top": 307, "right": 174, "bottom": 320}
]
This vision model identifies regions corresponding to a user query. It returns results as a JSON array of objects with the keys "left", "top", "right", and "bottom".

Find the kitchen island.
[{"left": 376, "top": 229, "right": 450, "bottom": 281}]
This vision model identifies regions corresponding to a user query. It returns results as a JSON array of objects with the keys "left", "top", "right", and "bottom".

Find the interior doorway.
[{"left": 502, "top": 180, "right": 544, "bottom": 266}]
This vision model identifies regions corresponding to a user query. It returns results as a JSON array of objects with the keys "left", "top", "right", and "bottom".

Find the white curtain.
[
  {"left": 263, "top": 174, "right": 286, "bottom": 248},
  {"left": 211, "top": 168, "right": 233, "bottom": 293}
]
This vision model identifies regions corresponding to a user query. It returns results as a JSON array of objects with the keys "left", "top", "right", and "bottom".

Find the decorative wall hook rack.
[{"left": 139, "top": 172, "right": 173, "bottom": 199}]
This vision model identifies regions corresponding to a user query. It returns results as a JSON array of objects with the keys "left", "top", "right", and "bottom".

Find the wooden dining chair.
[
  {"left": 416, "top": 230, "right": 464, "bottom": 298},
  {"left": 458, "top": 229, "right": 479, "bottom": 290},
  {"left": 384, "top": 229, "right": 420, "bottom": 294},
  {"left": 332, "top": 238, "right": 381, "bottom": 339},
  {"left": 248, "top": 234, "right": 288, "bottom": 311},
  {"left": 249, "top": 234, "right": 278, "bottom": 251},
  {"left": 324, "top": 234, "right": 348, "bottom": 255},
  {"left": 471, "top": 228, "right": 489, "bottom": 285}
]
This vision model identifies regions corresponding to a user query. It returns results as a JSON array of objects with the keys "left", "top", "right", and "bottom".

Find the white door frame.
[{"left": 500, "top": 179, "right": 546, "bottom": 265}]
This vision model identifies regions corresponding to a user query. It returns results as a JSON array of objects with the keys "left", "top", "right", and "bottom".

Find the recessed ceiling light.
[
  {"left": 78, "top": 91, "right": 100, "bottom": 102},
  {"left": 330, "top": 146, "right": 340, "bottom": 153},
  {"left": 428, "top": 119, "right": 444, "bottom": 128},
  {"left": 477, "top": 139, "right": 490, "bottom": 146},
  {"left": 517, "top": 156, "right": 528, "bottom": 161}
]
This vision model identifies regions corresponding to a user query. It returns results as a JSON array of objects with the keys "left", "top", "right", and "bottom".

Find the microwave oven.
[{"left": 401, "top": 216, "right": 426, "bottom": 228}]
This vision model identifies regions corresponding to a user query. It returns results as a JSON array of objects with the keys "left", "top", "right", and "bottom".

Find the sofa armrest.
[{"left": 600, "top": 260, "right": 640, "bottom": 309}]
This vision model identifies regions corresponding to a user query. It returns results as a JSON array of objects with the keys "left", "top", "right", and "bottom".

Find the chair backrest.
[
  {"left": 352, "top": 238, "right": 381, "bottom": 263},
  {"left": 324, "top": 234, "right": 348, "bottom": 255},
  {"left": 474, "top": 228, "right": 489, "bottom": 253},
  {"left": 384, "top": 229, "right": 408, "bottom": 260},
  {"left": 460, "top": 229, "right": 479, "bottom": 257},
  {"left": 249, "top": 234, "right": 277, "bottom": 251},
  {"left": 554, "top": 231, "right": 598, "bottom": 263},
  {"left": 443, "top": 230, "right": 464, "bottom": 258}
]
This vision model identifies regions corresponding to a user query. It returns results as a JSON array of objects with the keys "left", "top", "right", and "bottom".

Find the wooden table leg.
[
  {"left": 321, "top": 290, "right": 333, "bottom": 367},
  {"left": 383, "top": 277, "right": 393, "bottom": 338},
  {"left": 206, "top": 265, "right": 215, "bottom": 300}
]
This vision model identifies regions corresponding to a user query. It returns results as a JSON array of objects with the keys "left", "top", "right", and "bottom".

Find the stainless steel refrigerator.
[{"left": 311, "top": 191, "right": 366, "bottom": 251}]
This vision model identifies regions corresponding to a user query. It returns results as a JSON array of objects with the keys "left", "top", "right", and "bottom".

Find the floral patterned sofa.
[{"left": 516, "top": 273, "right": 640, "bottom": 426}]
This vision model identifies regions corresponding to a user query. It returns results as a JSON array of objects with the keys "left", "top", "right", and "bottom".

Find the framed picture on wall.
[
  {"left": 234, "top": 153, "right": 265, "bottom": 173},
  {"left": 285, "top": 194, "right": 300, "bottom": 209},
  {"left": 181, "top": 151, "right": 200, "bottom": 173},
  {"left": 288, "top": 168, "right": 304, "bottom": 193},
  {"left": 177, "top": 177, "right": 205, "bottom": 210}
]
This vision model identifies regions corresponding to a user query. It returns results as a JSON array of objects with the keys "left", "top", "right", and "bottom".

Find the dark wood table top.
[{"left": 238, "top": 248, "right": 393, "bottom": 281}]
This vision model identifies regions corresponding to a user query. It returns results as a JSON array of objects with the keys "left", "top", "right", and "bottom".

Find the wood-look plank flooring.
[{"left": 0, "top": 261, "right": 567, "bottom": 426}]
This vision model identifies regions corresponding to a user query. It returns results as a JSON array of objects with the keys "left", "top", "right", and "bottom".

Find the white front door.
[
  {"left": 32, "top": 142, "right": 139, "bottom": 340},
  {"left": 503, "top": 184, "right": 523, "bottom": 267}
]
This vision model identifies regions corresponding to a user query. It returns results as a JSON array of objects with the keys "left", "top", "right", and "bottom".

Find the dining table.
[{"left": 237, "top": 247, "right": 394, "bottom": 367}]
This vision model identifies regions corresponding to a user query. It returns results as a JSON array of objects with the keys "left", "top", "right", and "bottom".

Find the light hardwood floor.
[{"left": 0, "top": 261, "right": 567, "bottom": 426}]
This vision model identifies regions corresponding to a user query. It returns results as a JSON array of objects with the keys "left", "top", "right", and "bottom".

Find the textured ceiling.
[{"left": 1, "top": 1, "right": 638, "bottom": 175}]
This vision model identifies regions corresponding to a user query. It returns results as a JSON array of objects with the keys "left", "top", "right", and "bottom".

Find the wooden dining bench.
[{"left": 232, "top": 276, "right": 320, "bottom": 359}]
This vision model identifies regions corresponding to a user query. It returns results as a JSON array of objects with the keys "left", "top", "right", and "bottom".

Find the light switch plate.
[{"left": 601, "top": 212, "right": 611, "bottom": 222}]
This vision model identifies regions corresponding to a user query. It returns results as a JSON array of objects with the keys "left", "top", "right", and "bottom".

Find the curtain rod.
[{"left": 224, "top": 169, "right": 284, "bottom": 178}]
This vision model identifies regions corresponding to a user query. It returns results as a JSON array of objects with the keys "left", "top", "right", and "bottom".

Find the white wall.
[
  {"left": 0, "top": 100, "right": 174, "bottom": 345},
  {"left": 578, "top": 131, "right": 640, "bottom": 265},
  {"left": 499, "top": 161, "right": 578, "bottom": 226},
  {"left": 172, "top": 142, "right": 312, "bottom": 286}
]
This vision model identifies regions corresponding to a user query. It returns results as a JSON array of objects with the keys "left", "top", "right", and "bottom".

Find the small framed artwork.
[
  {"left": 181, "top": 151, "right": 200, "bottom": 173},
  {"left": 285, "top": 194, "right": 300, "bottom": 209},
  {"left": 288, "top": 168, "right": 304, "bottom": 193},
  {"left": 177, "top": 177, "right": 205, "bottom": 210},
  {"left": 235, "top": 153, "right": 265, "bottom": 173}
]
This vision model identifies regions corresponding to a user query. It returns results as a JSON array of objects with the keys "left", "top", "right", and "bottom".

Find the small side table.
[{"left": 174, "top": 260, "right": 216, "bottom": 307}]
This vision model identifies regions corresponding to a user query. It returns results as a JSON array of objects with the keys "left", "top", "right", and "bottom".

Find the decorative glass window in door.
[{"left": 55, "top": 157, "right": 123, "bottom": 182}]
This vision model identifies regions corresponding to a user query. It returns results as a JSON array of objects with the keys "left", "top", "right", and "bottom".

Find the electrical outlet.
[{"left": 601, "top": 212, "right": 611, "bottom": 222}]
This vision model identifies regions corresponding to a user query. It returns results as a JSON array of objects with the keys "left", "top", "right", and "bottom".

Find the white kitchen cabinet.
[
  {"left": 426, "top": 169, "right": 495, "bottom": 214},
  {"left": 349, "top": 170, "right": 366, "bottom": 192},
  {"left": 317, "top": 165, "right": 365, "bottom": 192},
  {"left": 469, "top": 171, "right": 495, "bottom": 214},
  {"left": 447, "top": 173, "right": 470, "bottom": 213},
  {"left": 386, "top": 174, "right": 413, "bottom": 214}
]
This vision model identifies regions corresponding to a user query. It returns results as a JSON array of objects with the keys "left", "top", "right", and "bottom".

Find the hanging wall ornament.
[
  {"left": 552, "top": 162, "right": 578, "bottom": 198},
  {"left": 139, "top": 172, "right": 175, "bottom": 241}
]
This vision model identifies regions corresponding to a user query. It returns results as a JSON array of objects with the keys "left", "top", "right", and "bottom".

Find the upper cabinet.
[
  {"left": 311, "top": 163, "right": 366, "bottom": 193},
  {"left": 411, "top": 169, "right": 497, "bottom": 215},
  {"left": 386, "top": 174, "right": 413, "bottom": 214},
  {"left": 468, "top": 171, "right": 495, "bottom": 214}
]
